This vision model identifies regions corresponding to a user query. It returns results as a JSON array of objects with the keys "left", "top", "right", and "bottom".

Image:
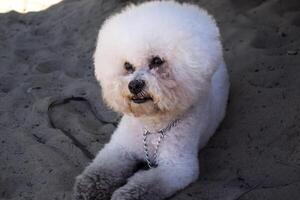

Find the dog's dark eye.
[
  {"left": 149, "top": 56, "right": 164, "bottom": 69},
  {"left": 124, "top": 62, "right": 135, "bottom": 73}
]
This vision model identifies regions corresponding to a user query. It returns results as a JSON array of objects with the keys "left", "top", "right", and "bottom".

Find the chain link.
[{"left": 143, "top": 119, "right": 180, "bottom": 169}]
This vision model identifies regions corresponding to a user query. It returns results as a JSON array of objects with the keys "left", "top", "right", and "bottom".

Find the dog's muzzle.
[
  {"left": 128, "top": 79, "right": 152, "bottom": 104},
  {"left": 128, "top": 79, "right": 145, "bottom": 95}
]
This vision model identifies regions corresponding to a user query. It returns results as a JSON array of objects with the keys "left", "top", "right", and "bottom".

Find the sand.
[
  {"left": 0, "top": 0, "right": 63, "bottom": 13},
  {"left": 0, "top": 0, "right": 299, "bottom": 199}
]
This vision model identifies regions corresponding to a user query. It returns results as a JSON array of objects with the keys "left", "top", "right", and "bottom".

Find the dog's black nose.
[{"left": 128, "top": 79, "right": 145, "bottom": 94}]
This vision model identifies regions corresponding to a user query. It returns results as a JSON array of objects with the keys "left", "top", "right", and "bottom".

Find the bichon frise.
[{"left": 73, "top": 1, "right": 229, "bottom": 200}]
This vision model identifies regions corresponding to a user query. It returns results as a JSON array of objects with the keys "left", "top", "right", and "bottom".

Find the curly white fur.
[{"left": 74, "top": 1, "right": 229, "bottom": 200}]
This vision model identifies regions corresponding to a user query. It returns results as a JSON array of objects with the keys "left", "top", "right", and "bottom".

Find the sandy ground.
[
  {"left": 0, "top": 0, "right": 63, "bottom": 13},
  {"left": 0, "top": 0, "right": 300, "bottom": 199}
]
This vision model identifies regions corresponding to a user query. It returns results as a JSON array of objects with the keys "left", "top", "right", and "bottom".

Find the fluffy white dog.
[{"left": 73, "top": 1, "right": 229, "bottom": 200}]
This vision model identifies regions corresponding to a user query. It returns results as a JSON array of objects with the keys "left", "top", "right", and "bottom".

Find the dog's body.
[{"left": 74, "top": 1, "right": 229, "bottom": 200}]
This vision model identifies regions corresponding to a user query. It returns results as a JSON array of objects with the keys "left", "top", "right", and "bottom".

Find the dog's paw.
[
  {"left": 111, "top": 183, "right": 163, "bottom": 200},
  {"left": 73, "top": 172, "right": 114, "bottom": 200},
  {"left": 111, "top": 184, "right": 143, "bottom": 200}
]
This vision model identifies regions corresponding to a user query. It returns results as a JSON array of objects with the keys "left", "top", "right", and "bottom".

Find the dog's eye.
[
  {"left": 149, "top": 56, "right": 164, "bottom": 69},
  {"left": 124, "top": 62, "right": 135, "bottom": 73}
]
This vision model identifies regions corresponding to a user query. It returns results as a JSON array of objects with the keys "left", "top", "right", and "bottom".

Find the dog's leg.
[
  {"left": 73, "top": 143, "right": 137, "bottom": 200},
  {"left": 111, "top": 157, "right": 199, "bottom": 200}
]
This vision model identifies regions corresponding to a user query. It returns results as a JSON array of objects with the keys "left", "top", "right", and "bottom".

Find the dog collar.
[{"left": 143, "top": 118, "right": 180, "bottom": 168}]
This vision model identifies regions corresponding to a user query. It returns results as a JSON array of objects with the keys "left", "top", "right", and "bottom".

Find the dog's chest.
[
  {"left": 144, "top": 133, "right": 161, "bottom": 149},
  {"left": 141, "top": 132, "right": 169, "bottom": 164}
]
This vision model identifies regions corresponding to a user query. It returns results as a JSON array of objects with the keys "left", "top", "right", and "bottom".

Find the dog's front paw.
[
  {"left": 73, "top": 171, "right": 117, "bottom": 200},
  {"left": 111, "top": 184, "right": 143, "bottom": 200},
  {"left": 111, "top": 183, "right": 163, "bottom": 200}
]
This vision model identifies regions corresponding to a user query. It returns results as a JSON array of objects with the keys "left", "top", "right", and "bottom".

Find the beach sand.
[{"left": 0, "top": 0, "right": 299, "bottom": 199}]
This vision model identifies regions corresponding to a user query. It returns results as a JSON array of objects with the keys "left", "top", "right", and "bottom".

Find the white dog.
[{"left": 73, "top": 1, "right": 229, "bottom": 200}]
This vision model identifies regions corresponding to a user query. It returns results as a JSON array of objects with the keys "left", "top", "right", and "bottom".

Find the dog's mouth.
[{"left": 131, "top": 94, "right": 153, "bottom": 104}]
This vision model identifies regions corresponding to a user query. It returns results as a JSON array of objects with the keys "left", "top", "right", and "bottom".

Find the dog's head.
[{"left": 94, "top": 1, "right": 223, "bottom": 117}]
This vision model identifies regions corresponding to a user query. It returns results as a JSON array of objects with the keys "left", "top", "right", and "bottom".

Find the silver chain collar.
[{"left": 143, "top": 119, "right": 180, "bottom": 169}]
